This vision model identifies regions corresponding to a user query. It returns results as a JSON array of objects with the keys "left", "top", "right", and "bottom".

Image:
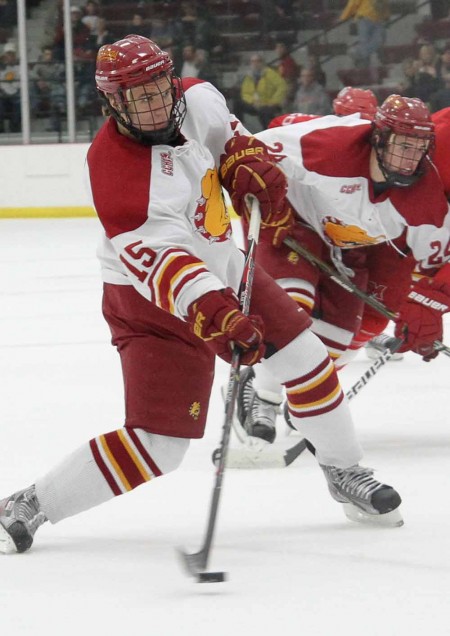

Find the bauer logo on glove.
[
  {"left": 219, "top": 135, "right": 287, "bottom": 224},
  {"left": 395, "top": 273, "right": 450, "bottom": 360},
  {"left": 407, "top": 290, "right": 448, "bottom": 312}
]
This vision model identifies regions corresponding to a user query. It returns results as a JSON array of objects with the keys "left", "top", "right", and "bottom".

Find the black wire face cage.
[
  {"left": 105, "top": 71, "right": 187, "bottom": 145},
  {"left": 372, "top": 128, "right": 434, "bottom": 187}
]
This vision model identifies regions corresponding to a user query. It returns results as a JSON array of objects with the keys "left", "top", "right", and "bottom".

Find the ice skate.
[
  {"left": 320, "top": 464, "right": 403, "bottom": 527},
  {"left": 365, "top": 333, "right": 404, "bottom": 361},
  {"left": 237, "top": 367, "right": 281, "bottom": 444},
  {"left": 0, "top": 485, "right": 47, "bottom": 554}
]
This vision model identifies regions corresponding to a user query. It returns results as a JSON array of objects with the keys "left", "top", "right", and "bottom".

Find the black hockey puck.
[{"left": 197, "top": 571, "right": 227, "bottom": 583}]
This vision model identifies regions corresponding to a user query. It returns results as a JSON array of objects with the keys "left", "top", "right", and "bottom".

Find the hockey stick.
[
  {"left": 283, "top": 236, "right": 450, "bottom": 357},
  {"left": 218, "top": 437, "right": 308, "bottom": 469},
  {"left": 177, "top": 198, "right": 261, "bottom": 583},
  {"left": 345, "top": 336, "right": 403, "bottom": 400}
]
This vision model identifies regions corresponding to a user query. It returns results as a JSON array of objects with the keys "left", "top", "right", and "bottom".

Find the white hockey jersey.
[
  {"left": 86, "top": 80, "right": 250, "bottom": 321},
  {"left": 256, "top": 115, "right": 450, "bottom": 272}
]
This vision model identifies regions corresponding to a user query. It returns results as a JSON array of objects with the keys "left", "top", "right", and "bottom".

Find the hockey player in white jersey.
[
  {"left": 235, "top": 95, "right": 450, "bottom": 444},
  {"left": 0, "top": 36, "right": 403, "bottom": 554}
]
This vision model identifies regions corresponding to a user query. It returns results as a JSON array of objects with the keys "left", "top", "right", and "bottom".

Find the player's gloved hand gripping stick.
[{"left": 178, "top": 197, "right": 261, "bottom": 584}]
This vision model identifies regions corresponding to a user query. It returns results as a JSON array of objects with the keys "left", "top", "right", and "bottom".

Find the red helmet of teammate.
[
  {"left": 371, "top": 95, "right": 435, "bottom": 187},
  {"left": 333, "top": 87, "right": 378, "bottom": 120},
  {"left": 95, "top": 34, "right": 186, "bottom": 144}
]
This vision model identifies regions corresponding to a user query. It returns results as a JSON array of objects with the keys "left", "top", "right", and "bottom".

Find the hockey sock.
[
  {"left": 253, "top": 364, "right": 284, "bottom": 403},
  {"left": 35, "top": 429, "right": 189, "bottom": 523},
  {"left": 311, "top": 318, "right": 353, "bottom": 367},
  {"left": 261, "top": 329, "right": 363, "bottom": 468}
]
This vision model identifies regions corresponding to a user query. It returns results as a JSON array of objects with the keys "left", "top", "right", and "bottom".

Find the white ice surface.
[{"left": 1, "top": 219, "right": 449, "bottom": 636}]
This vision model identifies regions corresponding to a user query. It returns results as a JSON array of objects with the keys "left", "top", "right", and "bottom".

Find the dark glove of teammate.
[
  {"left": 219, "top": 135, "right": 287, "bottom": 224},
  {"left": 187, "top": 288, "right": 266, "bottom": 365},
  {"left": 260, "top": 199, "right": 295, "bottom": 248},
  {"left": 394, "top": 277, "right": 450, "bottom": 361}
]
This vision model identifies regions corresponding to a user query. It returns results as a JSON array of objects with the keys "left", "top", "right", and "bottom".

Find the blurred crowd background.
[{"left": 1, "top": 0, "right": 450, "bottom": 143}]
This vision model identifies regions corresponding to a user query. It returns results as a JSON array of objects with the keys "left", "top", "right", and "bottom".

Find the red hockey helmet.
[
  {"left": 333, "top": 87, "right": 378, "bottom": 120},
  {"left": 371, "top": 95, "right": 435, "bottom": 187},
  {"left": 373, "top": 94, "right": 434, "bottom": 138},
  {"left": 95, "top": 34, "right": 186, "bottom": 144}
]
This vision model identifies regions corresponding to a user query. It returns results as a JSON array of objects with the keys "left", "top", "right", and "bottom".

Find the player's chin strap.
[{"left": 283, "top": 235, "right": 450, "bottom": 359}]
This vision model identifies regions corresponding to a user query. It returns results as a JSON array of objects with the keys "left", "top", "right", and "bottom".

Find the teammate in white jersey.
[
  {"left": 0, "top": 36, "right": 404, "bottom": 554},
  {"left": 234, "top": 95, "right": 450, "bottom": 444},
  {"left": 366, "top": 106, "right": 450, "bottom": 360}
]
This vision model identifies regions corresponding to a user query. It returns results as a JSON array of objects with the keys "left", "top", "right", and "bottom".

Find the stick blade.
[
  {"left": 176, "top": 548, "right": 227, "bottom": 583},
  {"left": 176, "top": 546, "right": 207, "bottom": 578}
]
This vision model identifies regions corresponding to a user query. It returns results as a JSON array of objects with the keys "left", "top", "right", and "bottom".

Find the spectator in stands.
[
  {"left": 402, "top": 45, "right": 440, "bottom": 105},
  {"left": 307, "top": 52, "right": 326, "bottom": 86},
  {"left": 149, "top": 12, "right": 176, "bottom": 50},
  {"left": 126, "top": 13, "right": 150, "bottom": 38},
  {"left": 430, "top": 72, "right": 450, "bottom": 111},
  {"left": 274, "top": 0, "right": 296, "bottom": 23},
  {"left": 180, "top": 43, "right": 198, "bottom": 78},
  {"left": 0, "top": 42, "right": 21, "bottom": 133},
  {"left": 94, "top": 18, "right": 114, "bottom": 48},
  {"left": 339, "top": 0, "right": 390, "bottom": 68},
  {"left": 415, "top": 43, "right": 439, "bottom": 78},
  {"left": 30, "top": 45, "right": 66, "bottom": 132},
  {"left": 274, "top": 41, "right": 300, "bottom": 108},
  {"left": 234, "top": 52, "right": 288, "bottom": 131},
  {"left": 53, "top": 5, "right": 96, "bottom": 63},
  {"left": 436, "top": 42, "right": 450, "bottom": 81},
  {"left": 172, "top": 1, "right": 222, "bottom": 60},
  {"left": 294, "top": 67, "right": 331, "bottom": 115},
  {"left": 81, "top": 1, "right": 101, "bottom": 36},
  {"left": 180, "top": 44, "right": 216, "bottom": 84}
]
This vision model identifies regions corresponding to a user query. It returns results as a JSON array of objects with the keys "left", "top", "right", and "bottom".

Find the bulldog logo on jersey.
[
  {"left": 322, "top": 216, "right": 384, "bottom": 248},
  {"left": 194, "top": 169, "right": 231, "bottom": 243}
]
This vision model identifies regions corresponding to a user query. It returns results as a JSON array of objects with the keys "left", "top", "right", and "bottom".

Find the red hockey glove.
[
  {"left": 219, "top": 135, "right": 287, "bottom": 223},
  {"left": 394, "top": 277, "right": 450, "bottom": 361},
  {"left": 260, "top": 200, "right": 295, "bottom": 248},
  {"left": 187, "top": 288, "right": 266, "bottom": 365}
]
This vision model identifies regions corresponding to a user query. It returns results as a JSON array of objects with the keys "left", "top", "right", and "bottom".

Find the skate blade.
[
  {"left": 0, "top": 524, "right": 18, "bottom": 554},
  {"left": 342, "top": 503, "right": 404, "bottom": 528}
]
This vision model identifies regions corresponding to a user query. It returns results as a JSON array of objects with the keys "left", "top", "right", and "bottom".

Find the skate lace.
[
  {"left": 242, "top": 376, "right": 255, "bottom": 414},
  {"left": 249, "top": 395, "right": 277, "bottom": 428},
  {"left": 333, "top": 466, "right": 384, "bottom": 500}
]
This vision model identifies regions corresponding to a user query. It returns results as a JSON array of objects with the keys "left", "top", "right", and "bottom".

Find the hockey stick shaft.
[
  {"left": 179, "top": 198, "right": 261, "bottom": 575},
  {"left": 283, "top": 236, "right": 450, "bottom": 357},
  {"left": 345, "top": 337, "right": 403, "bottom": 400}
]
